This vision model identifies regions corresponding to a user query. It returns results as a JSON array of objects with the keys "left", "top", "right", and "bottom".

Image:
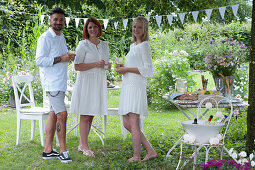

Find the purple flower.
[
  {"left": 235, "top": 163, "right": 242, "bottom": 169},
  {"left": 229, "top": 50, "right": 233, "bottom": 53},
  {"left": 240, "top": 45, "right": 245, "bottom": 49},
  {"left": 219, "top": 159, "right": 227, "bottom": 163},
  {"left": 221, "top": 39, "right": 226, "bottom": 43},
  {"left": 209, "top": 40, "right": 213, "bottom": 44},
  {"left": 228, "top": 160, "right": 236, "bottom": 165}
]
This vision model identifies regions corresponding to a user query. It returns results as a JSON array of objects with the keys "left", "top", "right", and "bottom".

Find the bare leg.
[
  {"left": 123, "top": 113, "right": 141, "bottom": 162},
  {"left": 140, "top": 131, "right": 158, "bottom": 161},
  {"left": 79, "top": 115, "right": 94, "bottom": 152},
  {"left": 56, "top": 111, "right": 67, "bottom": 153},
  {"left": 44, "top": 111, "right": 56, "bottom": 153}
]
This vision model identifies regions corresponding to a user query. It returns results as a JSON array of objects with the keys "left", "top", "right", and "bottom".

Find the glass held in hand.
[{"left": 116, "top": 58, "right": 123, "bottom": 67}]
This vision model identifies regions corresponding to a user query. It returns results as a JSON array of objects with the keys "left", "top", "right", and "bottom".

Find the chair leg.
[
  {"left": 39, "top": 118, "right": 45, "bottom": 147},
  {"left": 120, "top": 116, "right": 127, "bottom": 139},
  {"left": 193, "top": 146, "right": 198, "bottom": 170},
  {"left": 102, "top": 115, "right": 106, "bottom": 139},
  {"left": 31, "top": 120, "right": 35, "bottom": 140},
  {"left": 16, "top": 119, "right": 21, "bottom": 145}
]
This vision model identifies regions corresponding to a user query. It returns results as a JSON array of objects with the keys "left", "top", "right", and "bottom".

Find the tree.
[{"left": 246, "top": 0, "right": 255, "bottom": 154}]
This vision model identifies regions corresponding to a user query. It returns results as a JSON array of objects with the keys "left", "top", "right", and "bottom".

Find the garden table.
[{"left": 162, "top": 95, "right": 248, "bottom": 159}]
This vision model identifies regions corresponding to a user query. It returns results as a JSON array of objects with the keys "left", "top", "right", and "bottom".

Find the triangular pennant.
[
  {"left": 205, "top": 9, "right": 213, "bottom": 20},
  {"left": 231, "top": 4, "right": 239, "bottom": 17},
  {"left": 84, "top": 18, "right": 88, "bottom": 25},
  {"left": 103, "top": 19, "right": 109, "bottom": 29},
  {"left": 65, "top": 17, "right": 70, "bottom": 27},
  {"left": 155, "top": 16, "right": 162, "bottom": 28},
  {"left": 40, "top": 15, "right": 45, "bottom": 25},
  {"left": 145, "top": 17, "right": 150, "bottom": 22},
  {"left": 219, "top": 6, "right": 226, "bottom": 19},
  {"left": 114, "top": 21, "right": 119, "bottom": 29},
  {"left": 192, "top": 11, "right": 199, "bottom": 23},
  {"left": 122, "top": 19, "right": 128, "bottom": 30},
  {"left": 178, "top": 13, "right": 186, "bottom": 24},
  {"left": 75, "top": 18, "right": 80, "bottom": 28},
  {"left": 167, "top": 15, "right": 173, "bottom": 26}
]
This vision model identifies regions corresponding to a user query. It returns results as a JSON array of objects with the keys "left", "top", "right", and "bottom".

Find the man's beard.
[{"left": 52, "top": 24, "right": 63, "bottom": 31}]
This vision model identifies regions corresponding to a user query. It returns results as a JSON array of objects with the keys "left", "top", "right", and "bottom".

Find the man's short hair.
[{"left": 50, "top": 7, "right": 65, "bottom": 16}]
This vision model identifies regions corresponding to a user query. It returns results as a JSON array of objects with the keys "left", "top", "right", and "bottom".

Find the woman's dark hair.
[{"left": 83, "top": 17, "right": 102, "bottom": 39}]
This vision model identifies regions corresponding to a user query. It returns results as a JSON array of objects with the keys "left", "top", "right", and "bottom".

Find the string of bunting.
[{"left": 0, "top": 4, "right": 242, "bottom": 29}]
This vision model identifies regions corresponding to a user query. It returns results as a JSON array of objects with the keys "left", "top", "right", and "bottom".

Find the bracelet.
[{"left": 53, "top": 57, "right": 62, "bottom": 64}]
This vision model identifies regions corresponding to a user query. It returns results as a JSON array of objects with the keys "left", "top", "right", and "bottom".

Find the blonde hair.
[{"left": 131, "top": 16, "right": 149, "bottom": 42}]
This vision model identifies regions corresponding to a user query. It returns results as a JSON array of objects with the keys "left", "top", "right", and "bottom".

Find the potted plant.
[{"left": 204, "top": 38, "right": 247, "bottom": 96}]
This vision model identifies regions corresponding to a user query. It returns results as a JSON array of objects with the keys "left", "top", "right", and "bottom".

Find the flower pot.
[{"left": 213, "top": 75, "right": 234, "bottom": 97}]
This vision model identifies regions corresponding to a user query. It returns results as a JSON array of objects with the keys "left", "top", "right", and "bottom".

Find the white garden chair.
[
  {"left": 176, "top": 95, "right": 234, "bottom": 170},
  {"left": 12, "top": 75, "right": 49, "bottom": 147}
]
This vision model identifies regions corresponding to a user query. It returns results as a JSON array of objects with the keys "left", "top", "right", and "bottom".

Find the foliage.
[
  {"left": 147, "top": 49, "right": 195, "bottom": 110},
  {"left": 204, "top": 37, "right": 247, "bottom": 77},
  {"left": 233, "top": 65, "right": 249, "bottom": 97}
]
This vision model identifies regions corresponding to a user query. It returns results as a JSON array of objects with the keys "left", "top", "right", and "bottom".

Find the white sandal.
[{"left": 78, "top": 147, "right": 95, "bottom": 157}]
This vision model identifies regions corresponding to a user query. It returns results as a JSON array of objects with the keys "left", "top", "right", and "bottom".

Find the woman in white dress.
[
  {"left": 116, "top": 16, "right": 157, "bottom": 162},
  {"left": 70, "top": 17, "right": 111, "bottom": 157}
]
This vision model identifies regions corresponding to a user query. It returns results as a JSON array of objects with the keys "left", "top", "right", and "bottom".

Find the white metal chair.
[
  {"left": 12, "top": 75, "right": 49, "bottom": 146},
  {"left": 176, "top": 95, "right": 234, "bottom": 170}
]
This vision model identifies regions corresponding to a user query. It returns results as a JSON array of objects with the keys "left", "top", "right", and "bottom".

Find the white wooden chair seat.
[{"left": 20, "top": 107, "right": 49, "bottom": 114}]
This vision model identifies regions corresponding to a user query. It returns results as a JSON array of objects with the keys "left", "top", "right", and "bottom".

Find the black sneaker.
[
  {"left": 59, "top": 151, "right": 72, "bottom": 163},
  {"left": 42, "top": 149, "right": 60, "bottom": 160}
]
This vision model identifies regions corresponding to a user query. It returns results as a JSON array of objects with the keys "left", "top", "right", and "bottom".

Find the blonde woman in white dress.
[
  {"left": 70, "top": 17, "right": 111, "bottom": 157},
  {"left": 116, "top": 16, "right": 157, "bottom": 162}
]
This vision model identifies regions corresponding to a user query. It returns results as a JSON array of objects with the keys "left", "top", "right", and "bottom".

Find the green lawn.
[{"left": 0, "top": 75, "right": 247, "bottom": 169}]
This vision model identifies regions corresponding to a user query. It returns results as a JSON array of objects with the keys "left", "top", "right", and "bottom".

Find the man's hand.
[
  {"left": 96, "top": 60, "right": 105, "bottom": 68},
  {"left": 67, "top": 52, "right": 76, "bottom": 61},
  {"left": 116, "top": 66, "right": 127, "bottom": 74}
]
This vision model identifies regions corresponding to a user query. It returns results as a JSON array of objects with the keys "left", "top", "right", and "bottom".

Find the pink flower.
[
  {"left": 236, "top": 94, "right": 241, "bottom": 99},
  {"left": 11, "top": 82, "right": 13, "bottom": 87},
  {"left": 172, "top": 50, "right": 178, "bottom": 55},
  {"left": 234, "top": 109, "right": 240, "bottom": 115},
  {"left": 6, "top": 72, "right": 10, "bottom": 77}
]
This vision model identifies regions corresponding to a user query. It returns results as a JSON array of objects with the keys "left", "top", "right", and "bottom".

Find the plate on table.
[
  {"left": 220, "top": 97, "right": 241, "bottom": 103},
  {"left": 107, "top": 84, "right": 115, "bottom": 88},
  {"left": 174, "top": 100, "right": 200, "bottom": 105}
]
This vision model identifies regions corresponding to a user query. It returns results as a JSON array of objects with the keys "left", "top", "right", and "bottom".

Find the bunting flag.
[
  {"left": 231, "top": 4, "right": 239, "bottom": 17},
  {"left": 155, "top": 16, "right": 162, "bottom": 28},
  {"left": 205, "top": 9, "right": 213, "bottom": 20},
  {"left": 192, "top": 11, "right": 199, "bottom": 23},
  {"left": 84, "top": 18, "right": 87, "bottom": 25},
  {"left": 178, "top": 13, "right": 186, "bottom": 24},
  {"left": 5, "top": 3, "right": 242, "bottom": 29},
  {"left": 103, "top": 19, "right": 109, "bottom": 29},
  {"left": 65, "top": 17, "right": 70, "bottom": 27},
  {"left": 40, "top": 15, "right": 45, "bottom": 25},
  {"left": 75, "top": 18, "right": 80, "bottom": 28},
  {"left": 122, "top": 19, "right": 128, "bottom": 30},
  {"left": 114, "top": 21, "right": 118, "bottom": 29},
  {"left": 167, "top": 15, "right": 173, "bottom": 26},
  {"left": 219, "top": 6, "right": 226, "bottom": 19}
]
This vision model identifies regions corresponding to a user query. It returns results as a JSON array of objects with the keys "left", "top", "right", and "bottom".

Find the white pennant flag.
[
  {"left": 123, "top": 19, "right": 128, "bottom": 30},
  {"left": 167, "top": 15, "right": 173, "bottom": 26},
  {"left": 84, "top": 18, "right": 88, "bottom": 25},
  {"left": 231, "top": 4, "right": 239, "bottom": 17},
  {"left": 114, "top": 21, "right": 119, "bottom": 29},
  {"left": 205, "top": 9, "right": 213, "bottom": 20},
  {"left": 65, "top": 17, "right": 70, "bottom": 27},
  {"left": 178, "top": 13, "right": 186, "bottom": 24},
  {"left": 219, "top": 6, "right": 226, "bottom": 19},
  {"left": 155, "top": 16, "right": 162, "bottom": 28},
  {"left": 40, "top": 15, "right": 45, "bottom": 25},
  {"left": 75, "top": 18, "right": 80, "bottom": 28},
  {"left": 145, "top": 17, "right": 150, "bottom": 22},
  {"left": 192, "top": 11, "right": 199, "bottom": 23},
  {"left": 103, "top": 19, "right": 109, "bottom": 29}
]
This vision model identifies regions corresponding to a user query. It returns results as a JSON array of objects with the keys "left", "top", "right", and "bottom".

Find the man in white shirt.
[{"left": 35, "top": 7, "right": 75, "bottom": 163}]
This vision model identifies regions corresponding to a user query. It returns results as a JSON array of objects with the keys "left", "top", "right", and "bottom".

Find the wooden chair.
[{"left": 12, "top": 75, "right": 49, "bottom": 146}]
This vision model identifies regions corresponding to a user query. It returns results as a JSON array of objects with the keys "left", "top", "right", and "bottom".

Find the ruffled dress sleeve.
[
  {"left": 74, "top": 41, "right": 86, "bottom": 64},
  {"left": 138, "top": 41, "right": 154, "bottom": 78}
]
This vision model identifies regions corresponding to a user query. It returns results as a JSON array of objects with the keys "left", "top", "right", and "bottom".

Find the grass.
[{"left": 0, "top": 73, "right": 247, "bottom": 169}]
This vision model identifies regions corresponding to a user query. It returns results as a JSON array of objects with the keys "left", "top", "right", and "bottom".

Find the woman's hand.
[
  {"left": 96, "top": 60, "right": 105, "bottom": 68},
  {"left": 116, "top": 66, "right": 127, "bottom": 74}
]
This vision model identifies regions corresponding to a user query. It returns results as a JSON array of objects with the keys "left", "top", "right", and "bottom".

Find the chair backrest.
[
  {"left": 12, "top": 75, "right": 35, "bottom": 111},
  {"left": 197, "top": 95, "right": 233, "bottom": 144}
]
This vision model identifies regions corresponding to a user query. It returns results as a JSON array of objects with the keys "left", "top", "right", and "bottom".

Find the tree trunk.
[{"left": 246, "top": 0, "right": 255, "bottom": 154}]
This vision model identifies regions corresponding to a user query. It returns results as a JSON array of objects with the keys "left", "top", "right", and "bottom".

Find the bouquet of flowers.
[{"left": 204, "top": 38, "right": 247, "bottom": 77}]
